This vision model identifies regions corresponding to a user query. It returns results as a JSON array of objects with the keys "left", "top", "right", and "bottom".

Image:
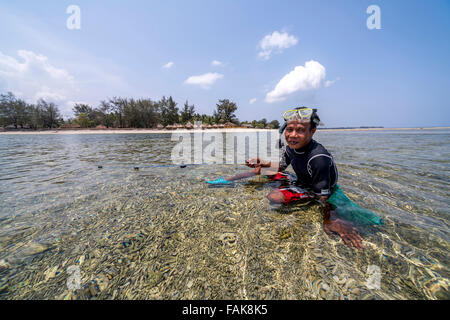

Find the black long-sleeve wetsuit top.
[{"left": 279, "top": 139, "right": 338, "bottom": 196}]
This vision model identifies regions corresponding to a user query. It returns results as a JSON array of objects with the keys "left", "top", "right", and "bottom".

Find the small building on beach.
[{"left": 224, "top": 122, "right": 237, "bottom": 128}]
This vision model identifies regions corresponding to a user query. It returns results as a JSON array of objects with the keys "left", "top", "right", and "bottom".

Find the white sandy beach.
[
  {"left": 0, "top": 128, "right": 278, "bottom": 134},
  {"left": 0, "top": 127, "right": 449, "bottom": 134}
]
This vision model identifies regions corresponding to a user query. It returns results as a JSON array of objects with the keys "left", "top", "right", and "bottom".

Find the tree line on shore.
[{"left": 0, "top": 92, "right": 280, "bottom": 130}]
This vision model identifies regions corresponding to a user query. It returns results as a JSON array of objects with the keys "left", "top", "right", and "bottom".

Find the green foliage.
[
  {"left": 29, "top": 104, "right": 45, "bottom": 129},
  {"left": 0, "top": 92, "right": 62, "bottom": 129},
  {"left": 159, "top": 96, "right": 179, "bottom": 126},
  {"left": 214, "top": 99, "right": 237, "bottom": 124},
  {"left": 181, "top": 100, "right": 195, "bottom": 124},
  {"left": 0, "top": 93, "right": 280, "bottom": 130},
  {"left": 260, "top": 118, "right": 267, "bottom": 127},
  {"left": 73, "top": 103, "right": 94, "bottom": 118},
  {"left": 75, "top": 112, "right": 92, "bottom": 128},
  {"left": 36, "top": 99, "right": 62, "bottom": 128},
  {"left": 269, "top": 119, "right": 280, "bottom": 129},
  {"left": 0, "top": 92, "right": 30, "bottom": 128}
]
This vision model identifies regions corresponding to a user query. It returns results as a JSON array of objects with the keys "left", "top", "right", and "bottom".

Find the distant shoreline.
[
  {"left": 0, "top": 126, "right": 449, "bottom": 135},
  {"left": 319, "top": 126, "right": 450, "bottom": 132}
]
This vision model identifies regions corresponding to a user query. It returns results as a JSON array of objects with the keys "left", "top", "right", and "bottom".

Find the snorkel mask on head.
[{"left": 278, "top": 107, "right": 321, "bottom": 134}]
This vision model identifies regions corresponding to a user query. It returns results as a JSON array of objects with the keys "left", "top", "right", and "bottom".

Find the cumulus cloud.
[
  {"left": 162, "top": 61, "right": 174, "bottom": 69},
  {"left": 0, "top": 50, "right": 131, "bottom": 117},
  {"left": 211, "top": 60, "right": 223, "bottom": 66},
  {"left": 265, "top": 60, "right": 326, "bottom": 103},
  {"left": 249, "top": 98, "right": 257, "bottom": 104},
  {"left": 0, "top": 50, "right": 77, "bottom": 108},
  {"left": 258, "top": 31, "right": 298, "bottom": 60},
  {"left": 184, "top": 72, "right": 223, "bottom": 89}
]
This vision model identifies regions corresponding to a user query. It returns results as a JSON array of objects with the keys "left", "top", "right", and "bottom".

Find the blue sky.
[{"left": 0, "top": 0, "right": 449, "bottom": 127}]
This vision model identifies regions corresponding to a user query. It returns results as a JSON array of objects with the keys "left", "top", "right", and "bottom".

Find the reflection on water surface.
[{"left": 0, "top": 130, "right": 448, "bottom": 299}]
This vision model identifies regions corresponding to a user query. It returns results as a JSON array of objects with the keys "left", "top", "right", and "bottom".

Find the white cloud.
[
  {"left": 325, "top": 77, "right": 340, "bottom": 87},
  {"left": 184, "top": 72, "right": 223, "bottom": 89},
  {"left": 0, "top": 9, "right": 132, "bottom": 117},
  {"left": 0, "top": 50, "right": 77, "bottom": 111},
  {"left": 324, "top": 80, "right": 334, "bottom": 87},
  {"left": 249, "top": 98, "right": 257, "bottom": 104},
  {"left": 0, "top": 50, "right": 131, "bottom": 117},
  {"left": 258, "top": 31, "right": 298, "bottom": 60},
  {"left": 35, "top": 88, "right": 68, "bottom": 101},
  {"left": 265, "top": 60, "right": 326, "bottom": 103},
  {"left": 211, "top": 60, "right": 223, "bottom": 66},
  {"left": 162, "top": 61, "right": 174, "bottom": 69}
]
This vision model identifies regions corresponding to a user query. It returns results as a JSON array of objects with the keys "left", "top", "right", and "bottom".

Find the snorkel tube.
[{"left": 278, "top": 122, "right": 287, "bottom": 148}]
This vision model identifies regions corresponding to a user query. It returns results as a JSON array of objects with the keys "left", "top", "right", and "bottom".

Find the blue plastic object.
[
  {"left": 206, "top": 177, "right": 234, "bottom": 185},
  {"left": 327, "top": 185, "right": 384, "bottom": 226}
]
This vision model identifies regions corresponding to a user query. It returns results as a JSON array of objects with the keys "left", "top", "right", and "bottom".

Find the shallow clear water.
[{"left": 0, "top": 129, "right": 448, "bottom": 300}]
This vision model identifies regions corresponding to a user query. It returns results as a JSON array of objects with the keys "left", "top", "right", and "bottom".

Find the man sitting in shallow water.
[{"left": 246, "top": 107, "right": 364, "bottom": 250}]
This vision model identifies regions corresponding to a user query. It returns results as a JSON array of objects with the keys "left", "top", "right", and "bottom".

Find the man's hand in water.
[
  {"left": 320, "top": 196, "right": 364, "bottom": 250},
  {"left": 323, "top": 216, "right": 364, "bottom": 250}
]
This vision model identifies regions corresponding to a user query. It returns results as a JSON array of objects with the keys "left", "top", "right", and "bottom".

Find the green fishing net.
[{"left": 327, "top": 185, "right": 384, "bottom": 226}]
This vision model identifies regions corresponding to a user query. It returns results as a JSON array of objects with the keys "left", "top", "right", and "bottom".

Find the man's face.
[{"left": 284, "top": 120, "right": 316, "bottom": 149}]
